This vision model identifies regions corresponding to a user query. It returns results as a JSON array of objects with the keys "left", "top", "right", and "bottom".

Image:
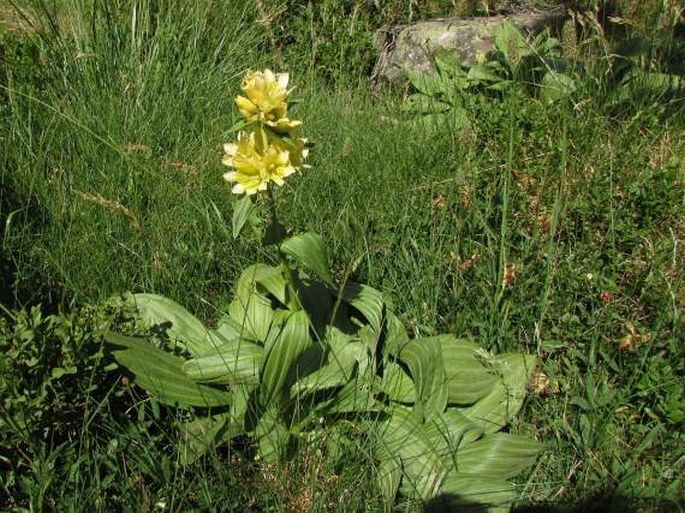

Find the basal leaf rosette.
[
  {"left": 222, "top": 129, "right": 307, "bottom": 196},
  {"left": 235, "top": 69, "right": 301, "bottom": 132}
]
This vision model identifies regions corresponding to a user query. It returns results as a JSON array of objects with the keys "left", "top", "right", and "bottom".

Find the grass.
[{"left": 1, "top": 0, "right": 684, "bottom": 511}]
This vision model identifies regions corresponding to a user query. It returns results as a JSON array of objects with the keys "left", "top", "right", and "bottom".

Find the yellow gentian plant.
[{"left": 106, "top": 69, "right": 541, "bottom": 511}]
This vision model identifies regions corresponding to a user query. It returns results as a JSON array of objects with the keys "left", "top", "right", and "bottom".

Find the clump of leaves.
[
  {"left": 106, "top": 236, "right": 541, "bottom": 510},
  {"left": 402, "top": 21, "right": 578, "bottom": 131},
  {"left": 0, "top": 302, "right": 138, "bottom": 496}
]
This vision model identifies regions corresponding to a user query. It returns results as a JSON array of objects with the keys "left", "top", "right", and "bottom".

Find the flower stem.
[{"left": 265, "top": 188, "right": 301, "bottom": 312}]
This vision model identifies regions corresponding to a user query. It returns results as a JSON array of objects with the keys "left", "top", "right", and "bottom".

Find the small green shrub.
[
  {"left": 0, "top": 303, "right": 122, "bottom": 499},
  {"left": 402, "top": 22, "right": 578, "bottom": 134}
]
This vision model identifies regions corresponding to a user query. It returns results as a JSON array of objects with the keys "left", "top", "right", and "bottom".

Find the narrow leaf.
[{"left": 232, "top": 195, "right": 255, "bottom": 239}]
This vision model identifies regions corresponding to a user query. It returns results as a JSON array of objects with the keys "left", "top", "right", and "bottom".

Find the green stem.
[{"left": 265, "top": 188, "right": 301, "bottom": 311}]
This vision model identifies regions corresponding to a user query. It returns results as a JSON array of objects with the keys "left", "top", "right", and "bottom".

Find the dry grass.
[{"left": 0, "top": 2, "right": 33, "bottom": 33}]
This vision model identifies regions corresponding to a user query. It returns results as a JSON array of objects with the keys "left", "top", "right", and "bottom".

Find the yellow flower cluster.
[{"left": 222, "top": 69, "right": 308, "bottom": 196}]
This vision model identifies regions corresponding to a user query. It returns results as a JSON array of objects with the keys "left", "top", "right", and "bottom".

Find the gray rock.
[{"left": 373, "top": 8, "right": 568, "bottom": 83}]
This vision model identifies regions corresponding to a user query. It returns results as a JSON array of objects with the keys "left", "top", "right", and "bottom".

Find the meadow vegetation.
[{"left": 1, "top": 0, "right": 683, "bottom": 511}]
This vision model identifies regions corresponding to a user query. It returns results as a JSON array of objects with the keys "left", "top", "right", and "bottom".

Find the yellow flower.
[
  {"left": 235, "top": 69, "right": 301, "bottom": 131},
  {"left": 222, "top": 131, "right": 298, "bottom": 195},
  {"left": 272, "top": 131, "right": 310, "bottom": 168}
]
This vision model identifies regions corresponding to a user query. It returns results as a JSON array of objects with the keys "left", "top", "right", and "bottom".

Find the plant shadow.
[{"left": 423, "top": 491, "right": 681, "bottom": 513}]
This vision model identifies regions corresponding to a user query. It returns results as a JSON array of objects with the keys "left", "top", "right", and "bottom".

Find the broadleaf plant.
[
  {"left": 402, "top": 21, "right": 579, "bottom": 130},
  {"left": 105, "top": 68, "right": 542, "bottom": 511}
]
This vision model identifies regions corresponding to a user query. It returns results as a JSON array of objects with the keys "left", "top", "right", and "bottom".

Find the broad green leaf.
[
  {"left": 534, "top": 32, "right": 562, "bottom": 56},
  {"left": 106, "top": 333, "right": 232, "bottom": 408},
  {"left": 384, "top": 310, "right": 410, "bottom": 355},
  {"left": 437, "top": 336, "right": 498, "bottom": 405},
  {"left": 228, "top": 265, "right": 276, "bottom": 342},
  {"left": 459, "top": 353, "right": 536, "bottom": 433},
  {"left": 254, "top": 264, "right": 288, "bottom": 306},
  {"left": 232, "top": 195, "right": 255, "bottom": 239},
  {"left": 623, "top": 69, "right": 682, "bottom": 94},
  {"left": 281, "top": 232, "right": 332, "bottom": 284},
  {"left": 125, "top": 293, "right": 216, "bottom": 356},
  {"left": 485, "top": 80, "right": 515, "bottom": 92},
  {"left": 51, "top": 366, "right": 77, "bottom": 378},
  {"left": 183, "top": 339, "right": 263, "bottom": 385},
  {"left": 178, "top": 413, "right": 243, "bottom": 465},
  {"left": 326, "top": 380, "right": 381, "bottom": 413},
  {"left": 260, "top": 310, "right": 312, "bottom": 405},
  {"left": 255, "top": 404, "right": 290, "bottom": 463},
  {"left": 342, "top": 282, "right": 385, "bottom": 335},
  {"left": 433, "top": 473, "right": 517, "bottom": 511},
  {"left": 424, "top": 408, "right": 483, "bottom": 464},
  {"left": 467, "top": 64, "right": 503, "bottom": 84},
  {"left": 375, "top": 442, "right": 403, "bottom": 507},
  {"left": 229, "top": 383, "right": 256, "bottom": 428},
  {"left": 455, "top": 433, "right": 541, "bottom": 480},
  {"left": 445, "top": 107, "right": 471, "bottom": 131},
  {"left": 214, "top": 315, "right": 251, "bottom": 342},
  {"left": 329, "top": 326, "right": 369, "bottom": 367},
  {"left": 290, "top": 328, "right": 364, "bottom": 396},
  {"left": 262, "top": 309, "right": 291, "bottom": 354},
  {"left": 357, "top": 325, "right": 379, "bottom": 373},
  {"left": 379, "top": 408, "right": 449, "bottom": 501},
  {"left": 397, "top": 337, "right": 448, "bottom": 415},
  {"left": 380, "top": 361, "right": 416, "bottom": 403},
  {"left": 539, "top": 71, "right": 576, "bottom": 102},
  {"left": 290, "top": 360, "right": 350, "bottom": 396},
  {"left": 403, "top": 94, "right": 452, "bottom": 114},
  {"left": 495, "top": 21, "right": 531, "bottom": 66},
  {"left": 405, "top": 68, "right": 448, "bottom": 96},
  {"left": 298, "top": 276, "right": 334, "bottom": 334},
  {"left": 434, "top": 49, "right": 465, "bottom": 78}
]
